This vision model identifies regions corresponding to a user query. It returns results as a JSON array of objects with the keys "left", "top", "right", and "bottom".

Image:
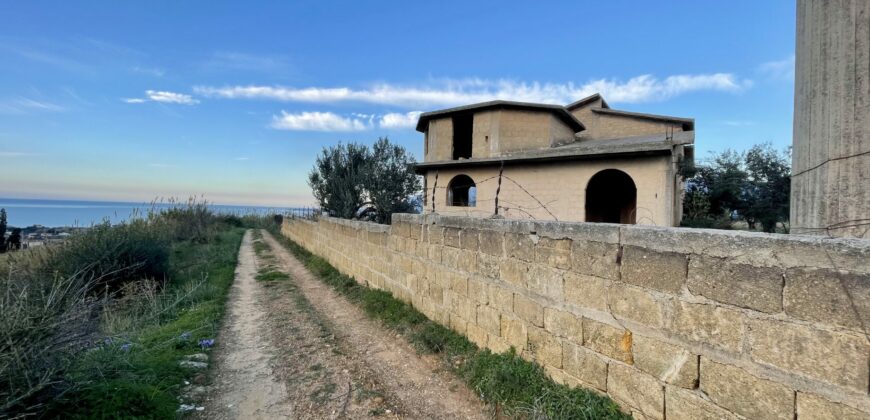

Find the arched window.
[
  {"left": 585, "top": 169, "right": 636, "bottom": 224},
  {"left": 448, "top": 175, "right": 476, "bottom": 207}
]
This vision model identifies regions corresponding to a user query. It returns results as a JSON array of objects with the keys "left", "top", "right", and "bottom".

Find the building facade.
[{"left": 414, "top": 94, "right": 694, "bottom": 226}]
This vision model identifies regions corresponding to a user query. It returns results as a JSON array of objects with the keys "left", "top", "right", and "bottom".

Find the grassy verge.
[
  {"left": 44, "top": 228, "right": 245, "bottom": 418},
  {"left": 269, "top": 230, "right": 629, "bottom": 419}
]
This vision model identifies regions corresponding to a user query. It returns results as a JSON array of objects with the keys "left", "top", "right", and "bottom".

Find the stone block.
[
  {"left": 476, "top": 304, "right": 501, "bottom": 336},
  {"left": 543, "top": 308, "right": 583, "bottom": 341},
  {"left": 607, "top": 363, "right": 664, "bottom": 420},
  {"left": 460, "top": 228, "right": 480, "bottom": 251},
  {"left": 449, "top": 314, "right": 468, "bottom": 335},
  {"left": 784, "top": 267, "right": 869, "bottom": 331},
  {"left": 535, "top": 237, "right": 572, "bottom": 269},
  {"left": 456, "top": 249, "right": 477, "bottom": 273},
  {"left": 527, "top": 264, "right": 564, "bottom": 301},
  {"left": 528, "top": 327, "right": 563, "bottom": 368},
  {"left": 505, "top": 233, "right": 536, "bottom": 262},
  {"left": 466, "top": 323, "right": 488, "bottom": 348},
  {"left": 632, "top": 335, "right": 697, "bottom": 388},
  {"left": 466, "top": 276, "right": 488, "bottom": 304},
  {"left": 665, "top": 387, "right": 741, "bottom": 420},
  {"left": 500, "top": 317, "right": 528, "bottom": 350},
  {"left": 448, "top": 292, "right": 476, "bottom": 321},
  {"left": 700, "top": 359, "right": 794, "bottom": 420},
  {"left": 488, "top": 335, "right": 511, "bottom": 354},
  {"left": 444, "top": 227, "right": 461, "bottom": 248},
  {"left": 608, "top": 283, "right": 665, "bottom": 327},
  {"left": 562, "top": 341, "right": 608, "bottom": 391},
  {"left": 476, "top": 253, "right": 501, "bottom": 279},
  {"left": 513, "top": 293, "right": 544, "bottom": 327},
  {"left": 796, "top": 392, "right": 870, "bottom": 420},
  {"left": 620, "top": 246, "right": 687, "bottom": 293},
  {"left": 499, "top": 259, "right": 529, "bottom": 287},
  {"left": 408, "top": 223, "right": 422, "bottom": 240},
  {"left": 583, "top": 319, "right": 633, "bottom": 363},
  {"left": 671, "top": 302, "right": 743, "bottom": 352},
  {"left": 479, "top": 230, "right": 505, "bottom": 257},
  {"left": 571, "top": 240, "right": 619, "bottom": 280},
  {"left": 564, "top": 272, "right": 609, "bottom": 312},
  {"left": 687, "top": 256, "right": 783, "bottom": 314},
  {"left": 441, "top": 246, "right": 460, "bottom": 268},
  {"left": 747, "top": 318, "right": 869, "bottom": 391},
  {"left": 487, "top": 283, "right": 513, "bottom": 312}
]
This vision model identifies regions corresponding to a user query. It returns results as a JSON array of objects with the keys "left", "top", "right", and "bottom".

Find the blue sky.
[{"left": 0, "top": 1, "right": 796, "bottom": 206}]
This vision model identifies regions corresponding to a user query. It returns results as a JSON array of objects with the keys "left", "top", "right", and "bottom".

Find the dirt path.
[
  {"left": 202, "top": 230, "right": 294, "bottom": 419},
  {"left": 203, "top": 230, "right": 489, "bottom": 419}
]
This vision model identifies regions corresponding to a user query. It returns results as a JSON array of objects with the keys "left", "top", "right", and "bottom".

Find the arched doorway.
[
  {"left": 447, "top": 174, "right": 476, "bottom": 206},
  {"left": 585, "top": 169, "right": 636, "bottom": 224}
]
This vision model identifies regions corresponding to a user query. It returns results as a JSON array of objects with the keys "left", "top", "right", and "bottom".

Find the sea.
[{"left": 0, "top": 197, "right": 310, "bottom": 228}]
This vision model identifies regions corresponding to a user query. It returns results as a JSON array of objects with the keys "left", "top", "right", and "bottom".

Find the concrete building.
[
  {"left": 791, "top": 0, "right": 869, "bottom": 238},
  {"left": 414, "top": 94, "right": 694, "bottom": 226}
]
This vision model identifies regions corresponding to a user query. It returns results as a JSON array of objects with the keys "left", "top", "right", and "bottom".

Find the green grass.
[
  {"left": 256, "top": 270, "right": 291, "bottom": 282},
  {"left": 269, "top": 230, "right": 629, "bottom": 420},
  {"left": 42, "top": 228, "right": 246, "bottom": 418}
]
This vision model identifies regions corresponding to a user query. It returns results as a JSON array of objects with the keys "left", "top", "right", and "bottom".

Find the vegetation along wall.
[{"left": 282, "top": 214, "right": 870, "bottom": 420}]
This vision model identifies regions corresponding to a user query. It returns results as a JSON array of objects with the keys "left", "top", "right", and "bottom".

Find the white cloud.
[
  {"left": 195, "top": 73, "right": 750, "bottom": 108},
  {"left": 722, "top": 120, "right": 756, "bottom": 127},
  {"left": 759, "top": 55, "right": 795, "bottom": 81},
  {"left": 124, "top": 90, "right": 199, "bottom": 105},
  {"left": 0, "top": 97, "right": 64, "bottom": 114},
  {"left": 380, "top": 111, "right": 423, "bottom": 129},
  {"left": 234, "top": 156, "right": 250, "bottom": 161},
  {"left": 270, "top": 111, "right": 370, "bottom": 131}
]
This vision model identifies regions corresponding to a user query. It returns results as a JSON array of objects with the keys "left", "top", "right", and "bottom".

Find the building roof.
[
  {"left": 415, "top": 100, "right": 586, "bottom": 132},
  {"left": 413, "top": 131, "right": 693, "bottom": 173},
  {"left": 590, "top": 108, "right": 695, "bottom": 130},
  {"left": 565, "top": 93, "right": 610, "bottom": 110}
]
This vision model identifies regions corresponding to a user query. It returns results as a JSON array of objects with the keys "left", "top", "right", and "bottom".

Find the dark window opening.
[
  {"left": 448, "top": 175, "right": 476, "bottom": 207},
  {"left": 452, "top": 114, "right": 473, "bottom": 160},
  {"left": 585, "top": 169, "right": 637, "bottom": 224}
]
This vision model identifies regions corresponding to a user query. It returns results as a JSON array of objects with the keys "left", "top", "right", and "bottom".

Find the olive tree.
[{"left": 308, "top": 138, "right": 421, "bottom": 224}]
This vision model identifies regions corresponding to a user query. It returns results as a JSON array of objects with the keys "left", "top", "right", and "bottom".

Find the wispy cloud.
[
  {"left": 234, "top": 156, "right": 250, "bottom": 161},
  {"left": 131, "top": 66, "right": 166, "bottom": 77},
  {"left": 380, "top": 111, "right": 423, "bottom": 129},
  {"left": 270, "top": 111, "right": 371, "bottom": 131},
  {"left": 759, "top": 55, "right": 795, "bottom": 81},
  {"left": 0, "top": 97, "right": 64, "bottom": 114},
  {"left": 124, "top": 90, "right": 199, "bottom": 105},
  {"left": 195, "top": 73, "right": 750, "bottom": 108}
]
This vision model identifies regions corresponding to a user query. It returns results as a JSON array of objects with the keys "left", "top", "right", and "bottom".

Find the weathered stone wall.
[{"left": 282, "top": 214, "right": 870, "bottom": 420}]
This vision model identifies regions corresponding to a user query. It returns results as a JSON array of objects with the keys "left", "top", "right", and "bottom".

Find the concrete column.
[{"left": 791, "top": 0, "right": 870, "bottom": 238}]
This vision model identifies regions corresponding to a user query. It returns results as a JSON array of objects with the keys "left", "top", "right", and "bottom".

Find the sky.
[{"left": 0, "top": 1, "right": 796, "bottom": 207}]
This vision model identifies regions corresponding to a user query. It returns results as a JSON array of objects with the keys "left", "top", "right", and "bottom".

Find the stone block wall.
[{"left": 282, "top": 214, "right": 870, "bottom": 419}]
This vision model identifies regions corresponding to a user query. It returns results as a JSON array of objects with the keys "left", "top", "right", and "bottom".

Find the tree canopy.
[
  {"left": 682, "top": 143, "right": 791, "bottom": 233},
  {"left": 308, "top": 138, "right": 421, "bottom": 224}
]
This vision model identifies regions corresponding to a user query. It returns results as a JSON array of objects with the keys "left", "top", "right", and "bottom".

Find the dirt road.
[{"left": 202, "top": 230, "right": 488, "bottom": 419}]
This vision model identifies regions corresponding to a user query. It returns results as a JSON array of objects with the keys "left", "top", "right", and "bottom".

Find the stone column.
[{"left": 791, "top": 0, "right": 869, "bottom": 238}]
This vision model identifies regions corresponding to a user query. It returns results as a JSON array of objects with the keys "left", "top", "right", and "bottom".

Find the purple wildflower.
[
  {"left": 103, "top": 337, "right": 113, "bottom": 346},
  {"left": 198, "top": 338, "right": 215, "bottom": 349},
  {"left": 120, "top": 343, "right": 132, "bottom": 352}
]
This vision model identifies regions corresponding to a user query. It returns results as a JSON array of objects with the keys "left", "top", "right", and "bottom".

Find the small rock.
[
  {"left": 179, "top": 360, "right": 208, "bottom": 369},
  {"left": 177, "top": 404, "right": 197, "bottom": 413},
  {"left": 192, "top": 373, "right": 208, "bottom": 385},
  {"left": 372, "top": 396, "right": 384, "bottom": 404},
  {"left": 184, "top": 353, "right": 209, "bottom": 362},
  {"left": 195, "top": 407, "right": 205, "bottom": 412}
]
